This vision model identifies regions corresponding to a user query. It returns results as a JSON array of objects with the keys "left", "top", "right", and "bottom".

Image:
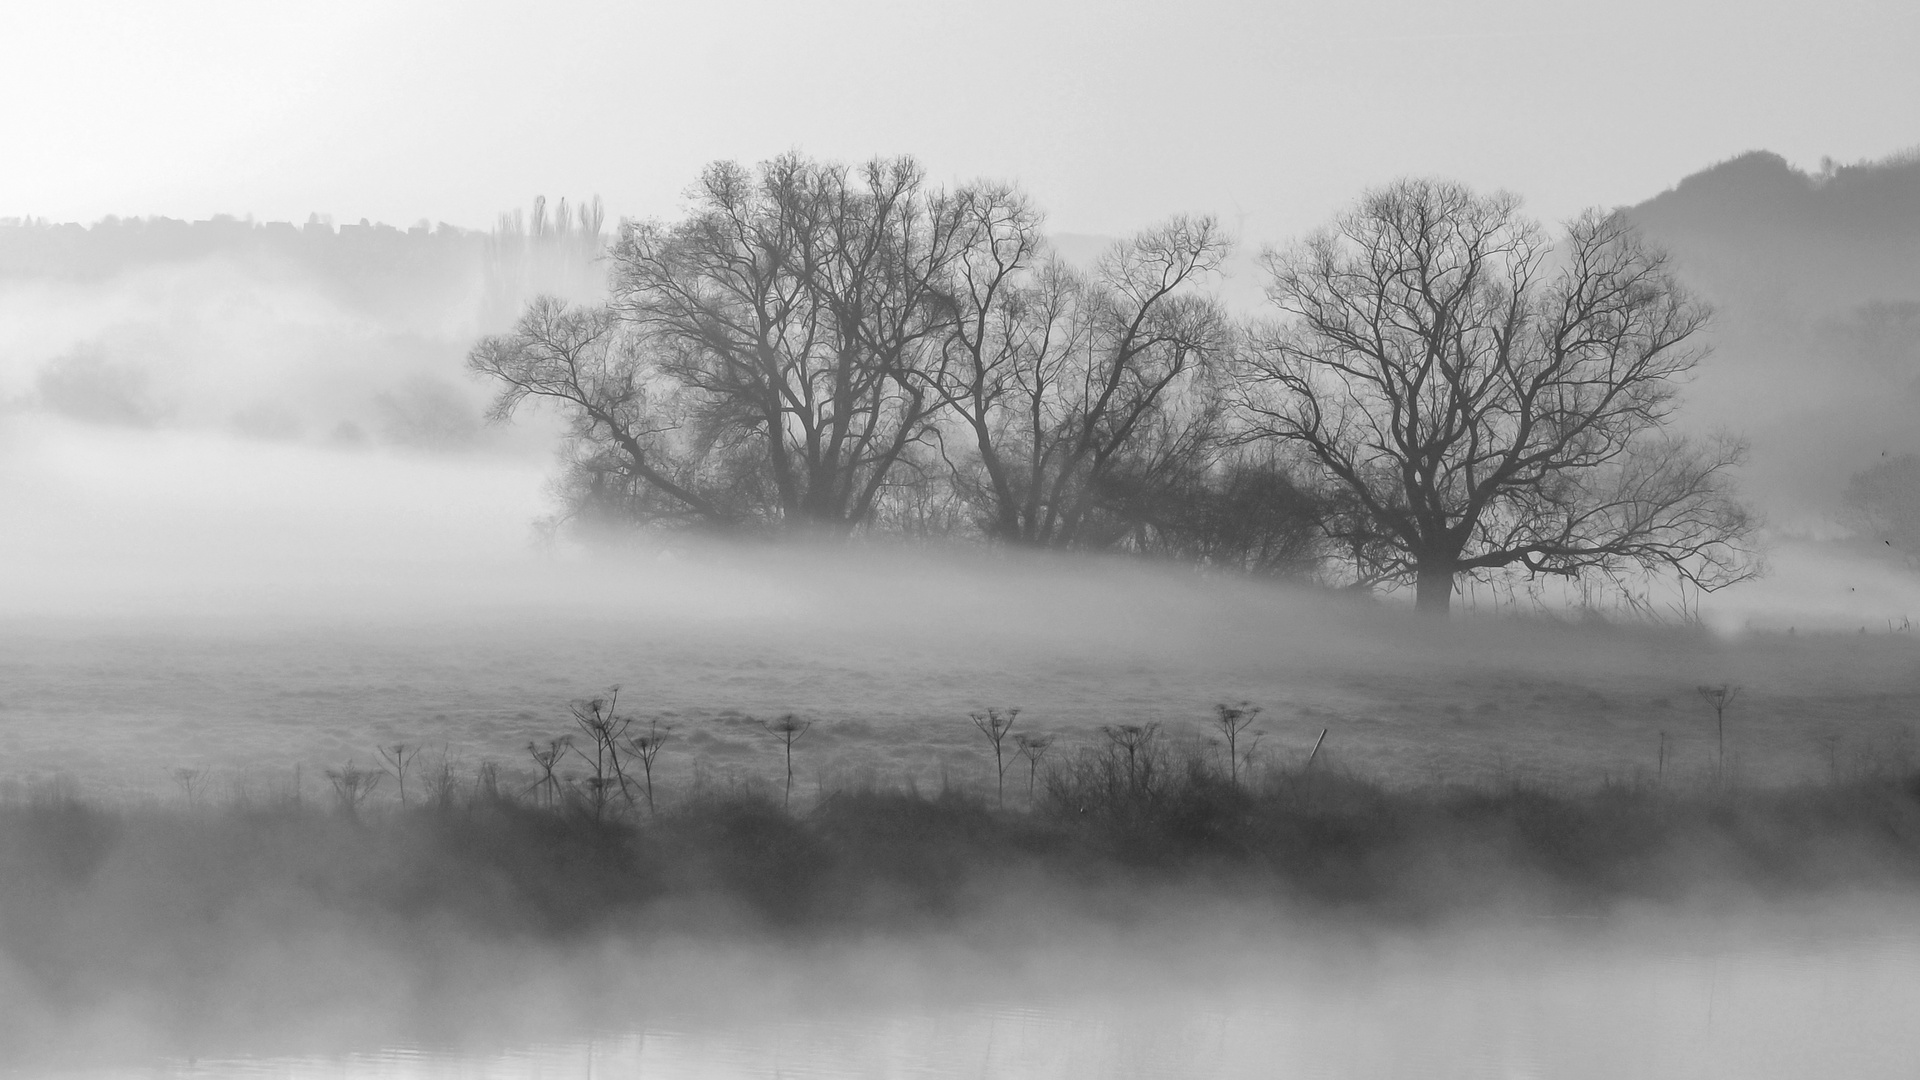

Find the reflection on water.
[{"left": 53, "top": 905, "right": 1920, "bottom": 1080}]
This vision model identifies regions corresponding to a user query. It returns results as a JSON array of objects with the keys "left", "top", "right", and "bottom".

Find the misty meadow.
[{"left": 7, "top": 114, "right": 1920, "bottom": 1079}]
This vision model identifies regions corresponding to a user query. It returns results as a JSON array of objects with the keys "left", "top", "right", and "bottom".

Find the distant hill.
[
  {"left": 1630, "top": 149, "right": 1920, "bottom": 310},
  {"left": 0, "top": 205, "right": 608, "bottom": 330},
  {"left": 1624, "top": 149, "right": 1920, "bottom": 529}
]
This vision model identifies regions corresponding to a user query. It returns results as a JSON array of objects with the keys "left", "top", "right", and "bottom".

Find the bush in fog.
[
  {"left": 1041, "top": 724, "right": 1180, "bottom": 830},
  {"left": 324, "top": 760, "right": 382, "bottom": 815},
  {"left": 371, "top": 376, "right": 485, "bottom": 449},
  {"left": 1085, "top": 451, "right": 1328, "bottom": 575},
  {"left": 34, "top": 345, "right": 169, "bottom": 428}
]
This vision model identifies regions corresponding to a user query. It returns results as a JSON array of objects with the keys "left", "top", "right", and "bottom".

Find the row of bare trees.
[{"left": 470, "top": 155, "right": 1757, "bottom": 613}]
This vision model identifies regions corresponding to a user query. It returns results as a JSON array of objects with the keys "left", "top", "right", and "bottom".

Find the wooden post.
[{"left": 1304, "top": 728, "right": 1329, "bottom": 772}]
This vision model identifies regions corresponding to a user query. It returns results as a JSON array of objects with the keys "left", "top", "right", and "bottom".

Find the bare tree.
[
  {"left": 934, "top": 185, "right": 1054, "bottom": 540},
  {"left": 607, "top": 154, "right": 972, "bottom": 534},
  {"left": 471, "top": 158, "right": 1261, "bottom": 554},
  {"left": 482, "top": 195, "right": 608, "bottom": 327},
  {"left": 939, "top": 211, "right": 1237, "bottom": 547},
  {"left": 1239, "top": 179, "right": 1756, "bottom": 613},
  {"left": 472, "top": 154, "right": 976, "bottom": 536}
]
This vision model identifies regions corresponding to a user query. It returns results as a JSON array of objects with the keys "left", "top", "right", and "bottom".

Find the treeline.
[
  {"left": 0, "top": 200, "right": 605, "bottom": 329},
  {"left": 0, "top": 213, "right": 479, "bottom": 287},
  {"left": 472, "top": 154, "right": 1754, "bottom": 610},
  {"left": 470, "top": 166, "right": 1315, "bottom": 574}
]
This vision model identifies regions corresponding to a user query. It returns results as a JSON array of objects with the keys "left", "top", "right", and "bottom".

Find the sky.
[{"left": 4, "top": 0, "right": 1917, "bottom": 248}]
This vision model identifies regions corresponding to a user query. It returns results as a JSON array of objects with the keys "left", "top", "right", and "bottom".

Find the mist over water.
[{"left": 21, "top": 896, "right": 1920, "bottom": 1079}]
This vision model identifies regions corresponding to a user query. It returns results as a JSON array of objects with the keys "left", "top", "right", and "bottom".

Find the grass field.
[{"left": 3, "top": 544, "right": 1918, "bottom": 807}]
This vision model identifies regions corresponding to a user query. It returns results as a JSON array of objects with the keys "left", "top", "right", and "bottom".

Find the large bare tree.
[
  {"left": 608, "top": 154, "right": 970, "bottom": 534},
  {"left": 1238, "top": 179, "right": 1755, "bottom": 613},
  {"left": 939, "top": 208, "right": 1235, "bottom": 547},
  {"left": 471, "top": 154, "right": 972, "bottom": 536}
]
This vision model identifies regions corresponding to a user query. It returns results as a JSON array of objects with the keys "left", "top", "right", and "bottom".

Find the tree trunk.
[{"left": 1414, "top": 561, "right": 1455, "bottom": 615}]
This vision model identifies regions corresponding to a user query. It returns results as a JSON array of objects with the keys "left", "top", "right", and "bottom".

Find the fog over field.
[{"left": 6, "top": 2, "right": 1920, "bottom": 1076}]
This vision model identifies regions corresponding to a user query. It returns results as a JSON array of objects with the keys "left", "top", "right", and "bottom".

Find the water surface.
[{"left": 52, "top": 899, "right": 1920, "bottom": 1080}]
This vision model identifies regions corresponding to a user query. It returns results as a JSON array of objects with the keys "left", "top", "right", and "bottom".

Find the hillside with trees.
[{"left": 1624, "top": 149, "right": 1920, "bottom": 530}]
